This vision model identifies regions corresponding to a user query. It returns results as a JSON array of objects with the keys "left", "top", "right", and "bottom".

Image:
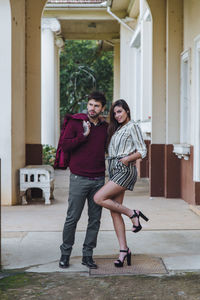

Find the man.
[{"left": 59, "top": 91, "right": 108, "bottom": 269}]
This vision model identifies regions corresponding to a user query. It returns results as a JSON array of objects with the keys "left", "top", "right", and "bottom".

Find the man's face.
[{"left": 87, "top": 99, "right": 104, "bottom": 119}]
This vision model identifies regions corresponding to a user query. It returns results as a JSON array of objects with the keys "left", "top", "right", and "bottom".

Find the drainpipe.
[{"left": 107, "top": 6, "right": 135, "bottom": 33}]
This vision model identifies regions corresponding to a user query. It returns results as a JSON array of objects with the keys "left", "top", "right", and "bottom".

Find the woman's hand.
[
  {"left": 120, "top": 152, "right": 141, "bottom": 166},
  {"left": 83, "top": 121, "right": 91, "bottom": 136},
  {"left": 119, "top": 156, "right": 130, "bottom": 166}
]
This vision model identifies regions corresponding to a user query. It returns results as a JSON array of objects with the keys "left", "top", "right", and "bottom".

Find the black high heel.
[
  {"left": 130, "top": 210, "right": 149, "bottom": 233},
  {"left": 114, "top": 248, "right": 131, "bottom": 267}
]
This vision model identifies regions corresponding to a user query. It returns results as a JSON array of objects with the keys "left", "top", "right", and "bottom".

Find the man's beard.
[{"left": 88, "top": 110, "right": 101, "bottom": 119}]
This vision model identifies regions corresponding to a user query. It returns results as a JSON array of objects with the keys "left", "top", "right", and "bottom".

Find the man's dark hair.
[{"left": 88, "top": 91, "right": 106, "bottom": 107}]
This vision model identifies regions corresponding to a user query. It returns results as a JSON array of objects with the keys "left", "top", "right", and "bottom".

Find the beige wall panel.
[
  {"left": 146, "top": 0, "right": 166, "bottom": 143},
  {"left": 112, "top": 0, "right": 130, "bottom": 11},
  {"left": 166, "top": 0, "right": 183, "bottom": 144},
  {"left": 184, "top": 0, "right": 200, "bottom": 49},
  {"left": 129, "top": 0, "right": 140, "bottom": 19},
  {"left": 0, "top": 0, "right": 12, "bottom": 205},
  {"left": 10, "top": 0, "right": 26, "bottom": 204},
  {"left": 26, "top": 0, "right": 47, "bottom": 143}
]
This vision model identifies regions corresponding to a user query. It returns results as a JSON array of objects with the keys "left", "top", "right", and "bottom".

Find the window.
[
  {"left": 194, "top": 36, "right": 200, "bottom": 181},
  {"left": 180, "top": 49, "right": 191, "bottom": 144}
]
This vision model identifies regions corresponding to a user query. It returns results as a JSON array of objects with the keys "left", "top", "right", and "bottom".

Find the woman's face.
[{"left": 113, "top": 105, "right": 129, "bottom": 125}]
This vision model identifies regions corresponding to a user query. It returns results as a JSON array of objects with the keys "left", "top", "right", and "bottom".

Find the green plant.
[
  {"left": 42, "top": 144, "right": 56, "bottom": 166},
  {"left": 60, "top": 40, "right": 113, "bottom": 120}
]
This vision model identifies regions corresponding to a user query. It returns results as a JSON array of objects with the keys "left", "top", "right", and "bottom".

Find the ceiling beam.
[
  {"left": 43, "top": 7, "right": 126, "bottom": 19},
  {"left": 62, "top": 33, "right": 120, "bottom": 40}
]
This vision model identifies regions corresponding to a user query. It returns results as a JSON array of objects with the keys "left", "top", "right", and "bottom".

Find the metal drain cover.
[{"left": 90, "top": 255, "right": 167, "bottom": 276}]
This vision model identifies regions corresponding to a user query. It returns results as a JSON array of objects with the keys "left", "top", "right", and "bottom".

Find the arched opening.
[
  {"left": 1, "top": 0, "right": 116, "bottom": 271},
  {"left": 40, "top": 2, "right": 115, "bottom": 151}
]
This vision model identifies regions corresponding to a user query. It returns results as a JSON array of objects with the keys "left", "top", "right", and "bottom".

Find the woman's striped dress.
[{"left": 107, "top": 120, "right": 147, "bottom": 191}]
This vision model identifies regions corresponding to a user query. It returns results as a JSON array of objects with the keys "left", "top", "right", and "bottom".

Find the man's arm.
[{"left": 61, "top": 120, "right": 88, "bottom": 152}]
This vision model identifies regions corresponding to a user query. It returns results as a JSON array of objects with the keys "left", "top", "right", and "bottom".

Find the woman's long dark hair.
[{"left": 107, "top": 99, "right": 131, "bottom": 148}]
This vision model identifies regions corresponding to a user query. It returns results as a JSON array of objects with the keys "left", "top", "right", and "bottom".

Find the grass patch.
[{"left": 0, "top": 272, "right": 32, "bottom": 291}]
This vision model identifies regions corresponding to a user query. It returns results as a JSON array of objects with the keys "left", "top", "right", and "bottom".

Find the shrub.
[{"left": 42, "top": 144, "right": 56, "bottom": 166}]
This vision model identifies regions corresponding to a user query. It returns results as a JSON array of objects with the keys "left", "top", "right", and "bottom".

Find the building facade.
[{"left": 0, "top": 0, "right": 200, "bottom": 205}]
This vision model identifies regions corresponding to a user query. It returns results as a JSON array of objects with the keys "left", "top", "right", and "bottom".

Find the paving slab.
[
  {"left": 2, "top": 170, "right": 200, "bottom": 232},
  {"left": 26, "top": 258, "right": 88, "bottom": 273},
  {"left": 163, "top": 255, "right": 200, "bottom": 271},
  {"left": 2, "top": 230, "right": 200, "bottom": 273},
  {"left": 190, "top": 205, "right": 200, "bottom": 217}
]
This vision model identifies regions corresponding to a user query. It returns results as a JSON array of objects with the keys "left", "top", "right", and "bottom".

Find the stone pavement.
[{"left": 2, "top": 169, "right": 200, "bottom": 275}]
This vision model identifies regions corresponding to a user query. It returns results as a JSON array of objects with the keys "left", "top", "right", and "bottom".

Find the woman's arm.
[
  {"left": 120, "top": 151, "right": 142, "bottom": 166},
  {"left": 131, "top": 123, "right": 147, "bottom": 158},
  {"left": 120, "top": 123, "right": 147, "bottom": 166}
]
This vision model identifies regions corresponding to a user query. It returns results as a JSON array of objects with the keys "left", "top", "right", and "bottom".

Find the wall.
[
  {"left": 0, "top": 0, "right": 47, "bottom": 204},
  {"left": 26, "top": 0, "right": 47, "bottom": 144},
  {"left": 10, "top": 0, "right": 26, "bottom": 204},
  {"left": 145, "top": 0, "right": 166, "bottom": 197},
  {"left": 25, "top": 0, "right": 47, "bottom": 165},
  {"left": 184, "top": 0, "right": 200, "bottom": 145},
  {"left": 181, "top": 0, "right": 200, "bottom": 203},
  {"left": 0, "top": 0, "right": 12, "bottom": 205}
]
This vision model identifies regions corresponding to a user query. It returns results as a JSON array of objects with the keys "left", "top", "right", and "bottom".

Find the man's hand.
[{"left": 83, "top": 121, "right": 91, "bottom": 136}]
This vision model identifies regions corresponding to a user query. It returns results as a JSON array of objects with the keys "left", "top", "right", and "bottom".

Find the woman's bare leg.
[
  {"left": 94, "top": 181, "right": 137, "bottom": 225},
  {"left": 110, "top": 190, "right": 129, "bottom": 262}
]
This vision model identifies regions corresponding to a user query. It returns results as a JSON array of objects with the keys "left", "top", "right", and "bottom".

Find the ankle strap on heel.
[
  {"left": 130, "top": 210, "right": 138, "bottom": 219},
  {"left": 120, "top": 248, "right": 129, "bottom": 253}
]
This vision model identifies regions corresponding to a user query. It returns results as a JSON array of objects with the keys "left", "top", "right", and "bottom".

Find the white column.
[
  {"left": 54, "top": 37, "right": 64, "bottom": 146},
  {"left": 130, "top": 7, "right": 152, "bottom": 133},
  {"left": 0, "top": 0, "right": 12, "bottom": 205},
  {"left": 133, "top": 47, "right": 141, "bottom": 121},
  {"left": 41, "top": 18, "right": 61, "bottom": 148},
  {"left": 120, "top": 25, "right": 135, "bottom": 114},
  {"left": 141, "top": 18, "right": 152, "bottom": 122},
  {"left": 128, "top": 45, "right": 136, "bottom": 118},
  {"left": 140, "top": 0, "right": 145, "bottom": 20},
  {"left": 113, "top": 43, "right": 120, "bottom": 101},
  {"left": 194, "top": 36, "right": 200, "bottom": 181}
]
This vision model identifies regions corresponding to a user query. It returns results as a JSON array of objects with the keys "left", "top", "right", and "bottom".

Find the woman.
[{"left": 94, "top": 99, "right": 149, "bottom": 268}]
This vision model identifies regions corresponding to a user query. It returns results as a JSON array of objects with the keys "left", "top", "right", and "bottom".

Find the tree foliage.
[{"left": 60, "top": 40, "right": 113, "bottom": 121}]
